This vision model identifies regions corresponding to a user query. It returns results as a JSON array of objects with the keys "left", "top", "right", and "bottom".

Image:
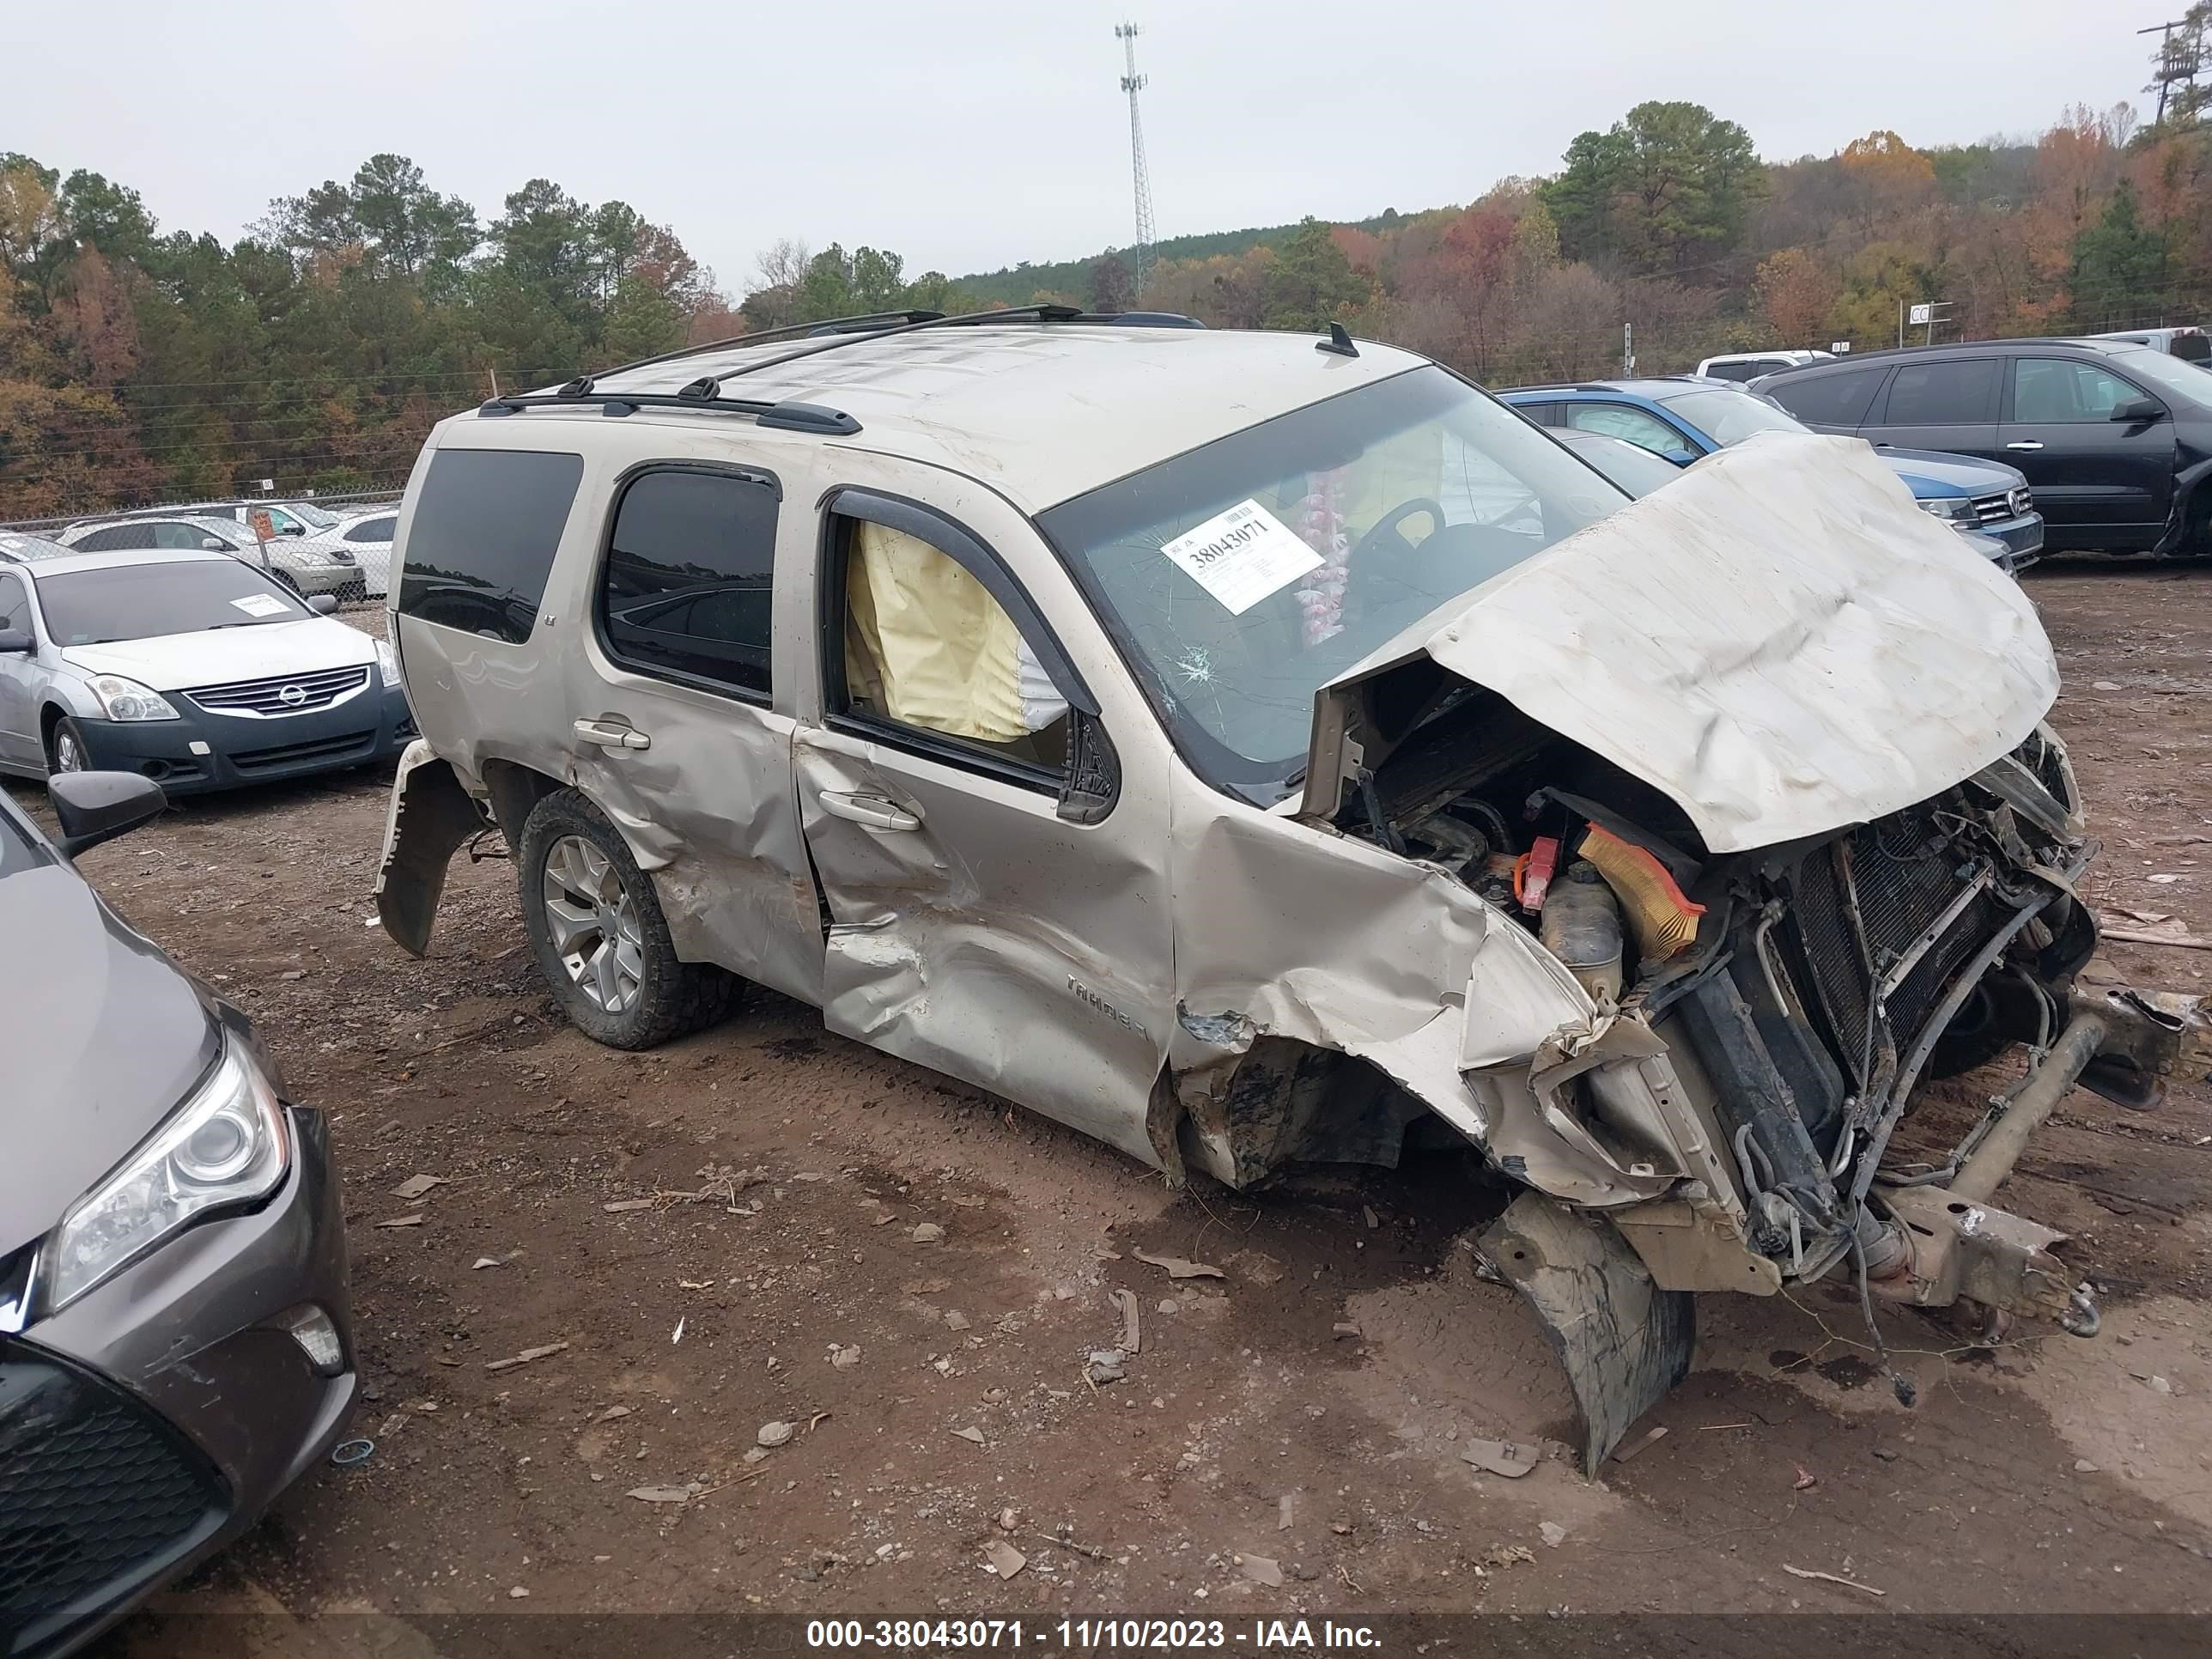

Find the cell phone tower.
[{"left": 1115, "top": 22, "right": 1156, "bottom": 298}]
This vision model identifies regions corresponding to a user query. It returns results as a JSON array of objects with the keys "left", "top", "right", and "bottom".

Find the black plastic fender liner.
[
  {"left": 374, "top": 747, "right": 483, "bottom": 957},
  {"left": 1480, "top": 1193, "right": 1696, "bottom": 1475}
]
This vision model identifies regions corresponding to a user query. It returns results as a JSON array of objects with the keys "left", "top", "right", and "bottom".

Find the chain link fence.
[{"left": 0, "top": 489, "right": 404, "bottom": 538}]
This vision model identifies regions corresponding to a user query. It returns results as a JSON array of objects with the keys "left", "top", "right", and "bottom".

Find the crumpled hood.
[
  {"left": 1304, "top": 432, "right": 2058, "bottom": 853},
  {"left": 0, "top": 861, "right": 220, "bottom": 1257},
  {"left": 61, "top": 617, "right": 373, "bottom": 693}
]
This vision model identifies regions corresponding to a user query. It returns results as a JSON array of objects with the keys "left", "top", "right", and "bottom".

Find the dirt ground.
[{"left": 22, "top": 560, "right": 2211, "bottom": 1648}]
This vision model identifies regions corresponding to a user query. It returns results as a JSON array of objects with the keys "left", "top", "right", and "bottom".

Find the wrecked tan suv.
[{"left": 377, "top": 307, "right": 2208, "bottom": 1465}]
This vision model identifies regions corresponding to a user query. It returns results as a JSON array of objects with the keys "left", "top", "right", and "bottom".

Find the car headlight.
[
  {"left": 42, "top": 1042, "right": 290, "bottom": 1310},
  {"left": 86, "top": 673, "right": 180, "bottom": 721},
  {"left": 1917, "top": 496, "right": 1977, "bottom": 523},
  {"left": 373, "top": 639, "right": 399, "bottom": 684}
]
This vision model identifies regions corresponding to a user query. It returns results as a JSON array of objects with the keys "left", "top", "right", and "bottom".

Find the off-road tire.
[{"left": 517, "top": 787, "right": 741, "bottom": 1049}]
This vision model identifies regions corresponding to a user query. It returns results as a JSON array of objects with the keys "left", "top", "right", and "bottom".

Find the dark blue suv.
[{"left": 1500, "top": 379, "right": 2045, "bottom": 566}]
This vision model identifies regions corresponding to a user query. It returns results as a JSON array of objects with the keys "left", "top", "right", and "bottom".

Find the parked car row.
[
  {"left": 1750, "top": 337, "right": 2212, "bottom": 557},
  {"left": 1499, "top": 376, "right": 2046, "bottom": 568},
  {"left": 0, "top": 548, "right": 411, "bottom": 793}
]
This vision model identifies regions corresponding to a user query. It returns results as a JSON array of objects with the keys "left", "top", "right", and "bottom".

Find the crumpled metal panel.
[
  {"left": 1307, "top": 433, "right": 2058, "bottom": 852},
  {"left": 796, "top": 725, "right": 1173, "bottom": 1166},
  {"left": 1163, "top": 772, "right": 1680, "bottom": 1206}
]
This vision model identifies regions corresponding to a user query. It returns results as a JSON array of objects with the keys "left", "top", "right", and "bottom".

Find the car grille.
[
  {"left": 1, "top": 1342, "right": 228, "bottom": 1648},
  {"left": 1784, "top": 811, "right": 2007, "bottom": 1084},
  {"left": 184, "top": 665, "right": 368, "bottom": 718},
  {"left": 1971, "top": 487, "right": 2032, "bottom": 525},
  {"left": 229, "top": 729, "right": 378, "bottom": 775}
]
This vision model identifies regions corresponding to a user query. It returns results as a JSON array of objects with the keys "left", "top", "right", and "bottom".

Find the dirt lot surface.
[{"left": 21, "top": 565, "right": 2209, "bottom": 1649}]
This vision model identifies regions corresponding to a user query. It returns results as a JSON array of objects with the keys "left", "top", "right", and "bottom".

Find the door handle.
[
  {"left": 574, "top": 718, "right": 651, "bottom": 750},
  {"left": 818, "top": 790, "right": 921, "bottom": 832},
  {"left": 2006, "top": 441, "right": 2044, "bottom": 451}
]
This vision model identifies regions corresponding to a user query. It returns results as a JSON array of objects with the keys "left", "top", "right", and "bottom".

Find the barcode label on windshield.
[{"left": 1158, "top": 499, "right": 1322, "bottom": 616}]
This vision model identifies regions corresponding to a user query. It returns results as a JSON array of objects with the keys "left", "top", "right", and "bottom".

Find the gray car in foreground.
[{"left": 0, "top": 773, "right": 356, "bottom": 1656}]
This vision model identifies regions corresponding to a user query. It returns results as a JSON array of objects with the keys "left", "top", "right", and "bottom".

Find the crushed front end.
[{"left": 1334, "top": 701, "right": 2212, "bottom": 1468}]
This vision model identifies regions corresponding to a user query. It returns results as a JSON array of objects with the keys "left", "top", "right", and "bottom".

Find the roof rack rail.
[
  {"left": 492, "top": 305, "right": 1209, "bottom": 432},
  {"left": 478, "top": 388, "right": 863, "bottom": 435},
  {"left": 702, "top": 302, "right": 1088, "bottom": 387},
  {"left": 578, "top": 309, "right": 951, "bottom": 386}
]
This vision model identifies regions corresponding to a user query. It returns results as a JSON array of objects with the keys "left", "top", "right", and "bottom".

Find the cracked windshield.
[{"left": 1041, "top": 365, "right": 1625, "bottom": 795}]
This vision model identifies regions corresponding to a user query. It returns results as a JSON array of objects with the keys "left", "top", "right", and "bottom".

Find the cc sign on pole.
[{"left": 1907, "top": 303, "right": 1933, "bottom": 327}]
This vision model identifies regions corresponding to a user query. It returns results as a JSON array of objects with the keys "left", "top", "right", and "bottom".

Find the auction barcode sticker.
[{"left": 1158, "top": 499, "right": 1323, "bottom": 616}]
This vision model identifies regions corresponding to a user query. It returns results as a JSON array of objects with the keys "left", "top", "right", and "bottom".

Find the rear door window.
[
  {"left": 1765, "top": 366, "right": 1890, "bottom": 428},
  {"left": 398, "top": 447, "right": 585, "bottom": 644},
  {"left": 596, "top": 466, "right": 778, "bottom": 698},
  {"left": 1879, "top": 359, "right": 2000, "bottom": 425},
  {"left": 1561, "top": 402, "right": 1688, "bottom": 454}
]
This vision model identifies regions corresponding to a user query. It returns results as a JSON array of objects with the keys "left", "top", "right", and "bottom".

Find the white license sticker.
[
  {"left": 1158, "top": 499, "right": 1323, "bottom": 616},
  {"left": 230, "top": 592, "right": 291, "bottom": 617}
]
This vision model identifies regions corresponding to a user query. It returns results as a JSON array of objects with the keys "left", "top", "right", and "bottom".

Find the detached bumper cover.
[{"left": 70, "top": 681, "right": 413, "bottom": 795}]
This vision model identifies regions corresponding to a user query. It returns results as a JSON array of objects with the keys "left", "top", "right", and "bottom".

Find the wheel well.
[
  {"left": 39, "top": 703, "right": 67, "bottom": 748},
  {"left": 478, "top": 759, "right": 563, "bottom": 843}
]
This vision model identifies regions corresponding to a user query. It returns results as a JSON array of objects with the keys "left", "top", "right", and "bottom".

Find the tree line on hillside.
[{"left": 3, "top": 20, "right": 2209, "bottom": 520}]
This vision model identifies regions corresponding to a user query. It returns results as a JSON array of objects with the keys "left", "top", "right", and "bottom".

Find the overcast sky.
[{"left": 13, "top": 2, "right": 2159, "bottom": 289}]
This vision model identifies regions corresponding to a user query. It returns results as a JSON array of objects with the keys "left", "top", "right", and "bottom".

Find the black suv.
[{"left": 1753, "top": 338, "right": 2212, "bottom": 556}]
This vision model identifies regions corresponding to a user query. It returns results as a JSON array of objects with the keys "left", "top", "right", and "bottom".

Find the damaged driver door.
[{"left": 793, "top": 477, "right": 1173, "bottom": 1164}]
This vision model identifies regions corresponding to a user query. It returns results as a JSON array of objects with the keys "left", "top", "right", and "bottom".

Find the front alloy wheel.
[
  {"left": 49, "top": 717, "right": 88, "bottom": 775},
  {"left": 540, "top": 834, "right": 645, "bottom": 1014},
  {"left": 515, "top": 787, "right": 740, "bottom": 1050}
]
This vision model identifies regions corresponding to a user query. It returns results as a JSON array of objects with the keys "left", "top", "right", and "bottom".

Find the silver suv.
[{"left": 375, "top": 308, "right": 2207, "bottom": 1463}]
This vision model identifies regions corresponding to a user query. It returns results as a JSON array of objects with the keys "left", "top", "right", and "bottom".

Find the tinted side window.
[
  {"left": 597, "top": 467, "right": 777, "bottom": 696},
  {"left": 398, "top": 448, "right": 584, "bottom": 645},
  {"left": 1881, "top": 359, "right": 1999, "bottom": 425},
  {"left": 345, "top": 516, "right": 397, "bottom": 544},
  {"left": 1703, "top": 362, "right": 1757, "bottom": 383},
  {"left": 152, "top": 522, "right": 212, "bottom": 549},
  {"left": 2013, "top": 358, "right": 2144, "bottom": 423},
  {"left": 1765, "top": 366, "right": 1889, "bottom": 427}
]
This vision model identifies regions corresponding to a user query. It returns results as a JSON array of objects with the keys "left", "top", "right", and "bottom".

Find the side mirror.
[
  {"left": 0, "top": 628, "right": 33, "bottom": 654},
  {"left": 48, "top": 770, "right": 167, "bottom": 857},
  {"left": 307, "top": 593, "right": 337, "bottom": 615},
  {"left": 2111, "top": 397, "right": 2165, "bottom": 424},
  {"left": 1662, "top": 449, "right": 1698, "bottom": 468},
  {"left": 280, "top": 525, "right": 305, "bottom": 537},
  {"left": 1055, "top": 709, "right": 1121, "bottom": 825},
  {"left": 202, "top": 537, "right": 228, "bottom": 551}
]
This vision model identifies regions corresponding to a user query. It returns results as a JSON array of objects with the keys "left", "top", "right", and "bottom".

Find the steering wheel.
[{"left": 1348, "top": 498, "right": 1446, "bottom": 568}]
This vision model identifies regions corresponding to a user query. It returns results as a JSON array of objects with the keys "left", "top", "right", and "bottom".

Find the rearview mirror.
[
  {"left": 48, "top": 770, "right": 167, "bottom": 857},
  {"left": 0, "top": 628, "right": 32, "bottom": 654},
  {"left": 2111, "top": 396, "right": 2164, "bottom": 423},
  {"left": 307, "top": 593, "right": 337, "bottom": 615}
]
